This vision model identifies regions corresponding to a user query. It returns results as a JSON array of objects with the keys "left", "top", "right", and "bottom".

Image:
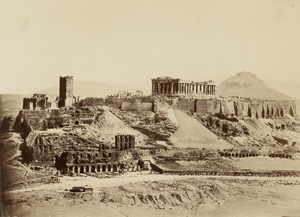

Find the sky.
[{"left": 0, "top": 0, "right": 300, "bottom": 94}]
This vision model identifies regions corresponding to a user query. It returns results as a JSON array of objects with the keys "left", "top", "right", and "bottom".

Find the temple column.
[{"left": 170, "top": 83, "right": 174, "bottom": 94}]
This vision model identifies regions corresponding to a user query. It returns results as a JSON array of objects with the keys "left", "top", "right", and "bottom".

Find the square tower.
[{"left": 59, "top": 76, "right": 74, "bottom": 108}]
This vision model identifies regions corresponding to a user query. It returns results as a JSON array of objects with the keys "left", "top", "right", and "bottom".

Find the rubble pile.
[{"left": 110, "top": 108, "right": 178, "bottom": 140}]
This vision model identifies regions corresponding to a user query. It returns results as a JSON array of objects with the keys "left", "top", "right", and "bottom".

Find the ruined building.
[
  {"left": 23, "top": 94, "right": 58, "bottom": 110},
  {"left": 24, "top": 132, "right": 137, "bottom": 174},
  {"left": 152, "top": 77, "right": 216, "bottom": 96},
  {"left": 58, "top": 76, "right": 74, "bottom": 108},
  {"left": 23, "top": 76, "right": 75, "bottom": 110}
]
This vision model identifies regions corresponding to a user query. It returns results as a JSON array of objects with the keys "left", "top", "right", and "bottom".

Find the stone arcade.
[{"left": 27, "top": 132, "right": 137, "bottom": 174}]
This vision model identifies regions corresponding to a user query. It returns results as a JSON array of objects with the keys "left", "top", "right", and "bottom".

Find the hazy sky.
[{"left": 0, "top": 0, "right": 300, "bottom": 94}]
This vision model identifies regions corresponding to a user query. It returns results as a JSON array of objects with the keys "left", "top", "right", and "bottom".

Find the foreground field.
[{"left": 3, "top": 174, "right": 300, "bottom": 217}]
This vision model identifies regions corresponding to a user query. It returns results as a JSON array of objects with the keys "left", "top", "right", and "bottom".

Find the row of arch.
[
  {"left": 220, "top": 152, "right": 259, "bottom": 158},
  {"left": 69, "top": 164, "right": 119, "bottom": 174},
  {"left": 269, "top": 153, "right": 292, "bottom": 158},
  {"left": 67, "top": 151, "right": 116, "bottom": 164}
]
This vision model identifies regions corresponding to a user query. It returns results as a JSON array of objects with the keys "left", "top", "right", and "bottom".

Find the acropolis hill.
[{"left": 2, "top": 73, "right": 300, "bottom": 217}]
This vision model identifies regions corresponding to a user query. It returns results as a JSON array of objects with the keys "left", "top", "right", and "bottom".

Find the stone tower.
[{"left": 59, "top": 76, "right": 74, "bottom": 108}]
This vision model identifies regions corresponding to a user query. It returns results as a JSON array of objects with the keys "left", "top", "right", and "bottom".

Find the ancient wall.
[
  {"left": 23, "top": 94, "right": 58, "bottom": 110},
  {"left": 121, "top": 101, "right": 153, "bottom": 112},
  {"left": 115, "top": 135, "right": 135, "bottom": 150},
  {"left": 195, "top": 98, "right": 296, "bottom": 118},
  {"left": 171, "top": 98, "right": 195, "bottom": 111},
  {"left": 24, "top": 132, "right": 136, "bottom": 174},
  {"left": 157, "top": 97, "right": 296, "bottom": 119},
  {"left": 14, "top": 110, "right": 48, "bottom": 132}
]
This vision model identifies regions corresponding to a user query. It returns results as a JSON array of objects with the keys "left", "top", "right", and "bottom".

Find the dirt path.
[{"left": 169, "top": 110, "right": 230, "bottom": 149}]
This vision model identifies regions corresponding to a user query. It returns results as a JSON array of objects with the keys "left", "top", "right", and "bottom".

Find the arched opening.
[
  {"left": 87, "top": 153, "right": 91, "bottom": 163},
  {"left": 74, "top": 167, "right": 78, "bottom": 173},
  {"left": 108, "top": 165, "right": 112, "bottom": 172},
  {"left": 69, "top": 167, "right": 73, "bottom": 172},
  {"left": 113, "top": 165, "right": 118, "bottom": 172},
  {"left": 280, "top": 108, "right": 284, "bottom": 117},
  {"left": 248, "top": 107, "right": 252, "bottom": 117},
  {"left": 235, "top": 153, "right": 238, "bottom": 157},
  {"left": 102, "top": 165, "right": 106, "bottom": 172},
  {"left": 86, "top": 166, "right": 89, "bottom": 173},
  {"left": 97, "top": 165, "right": 100, "bottom": 172},
  {"left": 80, "top": 166, "right": 84, "bottom": 173},
  {"left": 290, "top": 106, "right": 294, "bottom": 117},
  {"left": 91, "top": 165, "right": 95, "bottom": 173},
  {"left": 75, "top": 120, "right": 79, "bottom": 125},
  {"left": 102, "top": 153, "right": 107, "bottom": 158},
  {"left": 108, "top": 153, "right": 112, "bottom": 158}
]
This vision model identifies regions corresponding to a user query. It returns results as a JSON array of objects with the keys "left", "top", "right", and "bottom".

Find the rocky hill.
[{"left": 216, "top": 72, "right": 291, "bottom": 100}]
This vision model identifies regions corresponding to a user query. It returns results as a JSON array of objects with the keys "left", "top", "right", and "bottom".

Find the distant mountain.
[
  {"left": 36, "top": 81, "right": 151, "bottom": 99},
  {"left": 216, "top": 72, "right": 292, "bottom": 100}
]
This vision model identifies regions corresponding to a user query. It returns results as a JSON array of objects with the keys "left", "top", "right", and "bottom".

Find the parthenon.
[{"left": 151, "top": 77, "right": 216, "bottom": 96}]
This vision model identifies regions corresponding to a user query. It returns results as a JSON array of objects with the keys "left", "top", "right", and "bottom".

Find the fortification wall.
[
  {"left": 196, "top": 98, "right": 296, "bottom": 118},
  {"left": 171, "top": 98, "right": 195, "bottom": 111},
  {"left": 157, "top": 97, "right": 296, "bottom": 119}
]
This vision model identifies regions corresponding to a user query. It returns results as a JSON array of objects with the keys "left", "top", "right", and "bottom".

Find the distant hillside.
[
  {"left": 36, "top": 81, "right": 150, "bottom": 98},
  {"left": 216, "top": 72, "right": 292, "bottom": 100},
  {"left": 264, "top": 80, "right": 300, "bottom": 100},
  {"left": 0, "top": 94, "right": 28, "bottom": 119}
]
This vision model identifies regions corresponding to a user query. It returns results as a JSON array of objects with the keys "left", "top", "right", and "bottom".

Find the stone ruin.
[
  {"left": 152, "top": 77, "right": 216, "bottom": 96},
  {"left": 23, "top": 132, "right": 137, "bottom": 174},
  {"left": 22, "top": 76, "right": 78, "bottom": 111}
]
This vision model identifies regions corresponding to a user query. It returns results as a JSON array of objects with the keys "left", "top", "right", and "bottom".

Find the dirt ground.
[
  {"left": 3, "top": 174, "right": 300, "bottom": 217},
  {"left": 170, "top": 110, "right": 230, "bottom": 149}
]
